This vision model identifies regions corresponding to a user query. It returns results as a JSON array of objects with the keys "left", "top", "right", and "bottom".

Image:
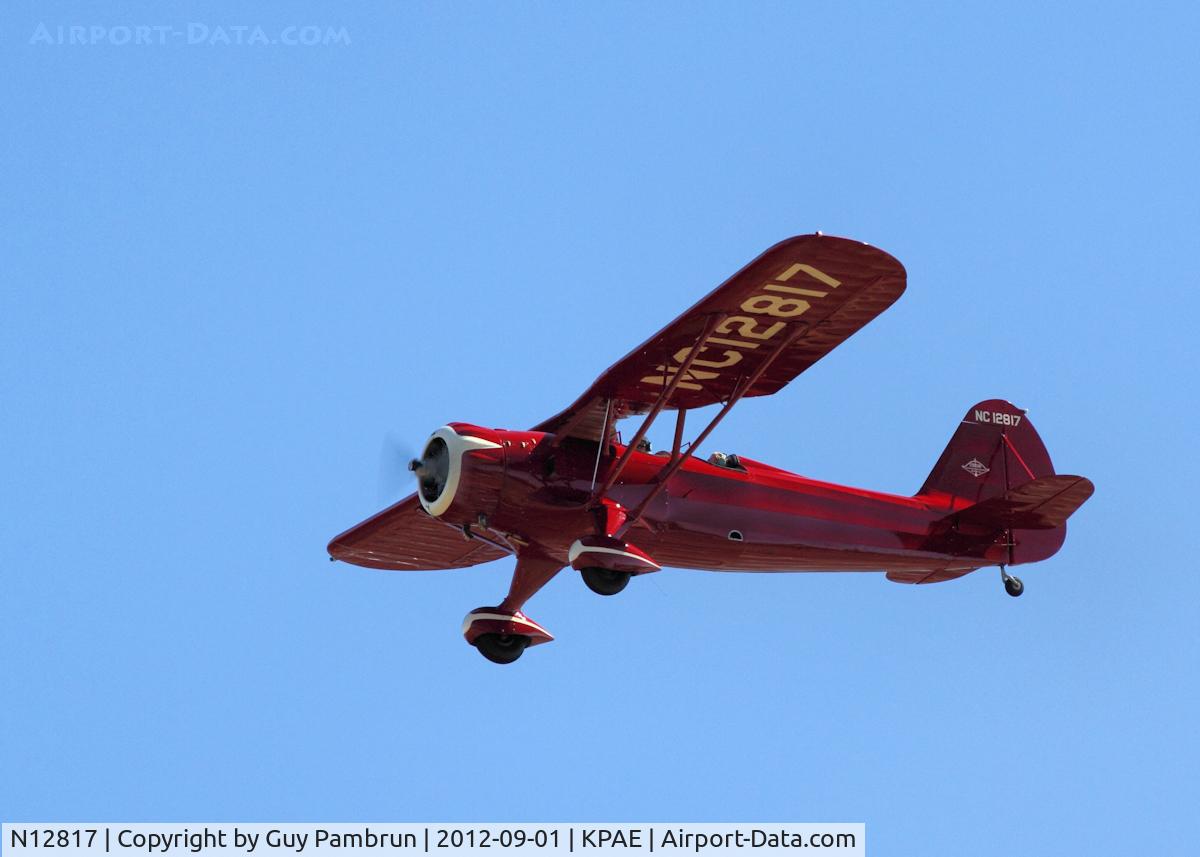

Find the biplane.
[{"left": 328, "top": 234, "right": 1093, "bottom": 663}]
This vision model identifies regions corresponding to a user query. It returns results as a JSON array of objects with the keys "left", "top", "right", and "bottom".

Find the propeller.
[
  {"left": 376, "top": 431, "right": 418, "bottom": 504},
  {"left": 377, "top": 431, "right": 451, "bottom": 507}
]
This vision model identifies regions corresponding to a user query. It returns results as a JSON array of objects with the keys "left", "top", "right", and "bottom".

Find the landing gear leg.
[
  {"left": 1001, "top": 565, "right": 1024, "bottom": 598},
  {"left": 463, "top": 551, "right": 563, "bottom": 664}
]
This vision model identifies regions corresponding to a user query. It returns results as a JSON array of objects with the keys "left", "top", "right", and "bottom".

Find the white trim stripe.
[
  {"left": 461, "top": 612, "right": 552, "bottom": 637},
  {"left": 568, "top": 540, "right": 661, "bottom": 569}
]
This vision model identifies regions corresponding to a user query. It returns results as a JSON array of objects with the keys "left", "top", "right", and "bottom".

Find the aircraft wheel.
[
  {"left": 1004, "top": 575, "right": 1025, "bottom": 598},
  {"left": 474, "top": 633, "right": 529, "bottom": 664},
  {"left": 581, "top": 566, "right": 631, "bottom": 596}
]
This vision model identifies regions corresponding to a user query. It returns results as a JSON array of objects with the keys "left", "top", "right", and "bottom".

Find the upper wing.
[
  {"left": 534, "top": 234, "right": 906, "bottom": 441},
  {"left": 327, "top": 494, "right": 507, "bottom": 570}
]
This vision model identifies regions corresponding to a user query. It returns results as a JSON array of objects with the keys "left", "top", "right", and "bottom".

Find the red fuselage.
[{"left": 435, "top": 423, "right": 1063, "bottom": 577}]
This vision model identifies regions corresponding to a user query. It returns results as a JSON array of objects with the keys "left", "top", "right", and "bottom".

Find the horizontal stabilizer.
[{"left": 951, "top": 475, "right": 1094, "bottom": 531}]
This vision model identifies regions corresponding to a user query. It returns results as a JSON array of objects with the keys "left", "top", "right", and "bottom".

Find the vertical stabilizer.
[{"left": 918, "top": 399, "right": 1055, "bottom": 512}]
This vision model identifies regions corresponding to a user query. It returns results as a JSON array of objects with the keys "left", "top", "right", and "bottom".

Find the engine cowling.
[{"left": 414, "top": 424, "right": 505, "bottom": 523}]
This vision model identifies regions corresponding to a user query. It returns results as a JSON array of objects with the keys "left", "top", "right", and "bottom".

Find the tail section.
[
  {"left": 919, "top": 399, "right": 1055, "bottom": 510},
  {"left": 953, "top": 475, "right": 1094, "bottom": 531},
  {"left": 918, "top": 400, "right": 1093, "bottom": 566}
]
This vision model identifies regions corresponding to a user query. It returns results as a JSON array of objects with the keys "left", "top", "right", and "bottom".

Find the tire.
[
  {"left": 474, "top": 633, "right": 529, "bottom": 664},
  {"left": 1004, "top": 576, "right": 1025, "bottom": 598},
  {"left": 581, "top": 566, "right": 631, "bottom": 596}
]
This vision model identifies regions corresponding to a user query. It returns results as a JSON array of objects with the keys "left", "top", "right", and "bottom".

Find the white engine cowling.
[{"left": 415, "top": 425, "right": 504, "bottom": 520}]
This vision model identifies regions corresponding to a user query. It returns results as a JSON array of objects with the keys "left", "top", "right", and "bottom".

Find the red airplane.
[{"left": 328, "top": 234, "right": 1093, "bottom": 663}]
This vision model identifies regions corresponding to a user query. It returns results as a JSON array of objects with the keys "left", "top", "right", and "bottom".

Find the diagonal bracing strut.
[
  {"left": 616, "top": 322, "right": 809, "bottom": 537},
  {"left": 589, "top": 313, "right": 726, "bottom": 502}
]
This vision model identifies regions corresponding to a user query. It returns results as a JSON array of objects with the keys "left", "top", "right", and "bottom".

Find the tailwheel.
[
  {"left": 1001, "top": 566, "right": 1024, "bottom": 598},
  {"left": 581, "top": 566, "right": 631, "bottom": 596},
  {"left": 473, "top": 633, "right": 530, "bottom": 664}
]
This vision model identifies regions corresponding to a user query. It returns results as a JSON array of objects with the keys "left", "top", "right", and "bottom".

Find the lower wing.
[{"left": 327, "top": 495, "right": 508, "bottom": 570}]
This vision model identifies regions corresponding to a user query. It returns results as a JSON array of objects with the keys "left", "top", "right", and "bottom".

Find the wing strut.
[
  {"left": 616, "top": 323, "right": 809, "bottom": 536},
  {"left": 588, "top": 397, "right": 612, "bottom": 491},
  {"left": 590, "top": 313, "right": 726, "bottom": 501},
  {"left": 670, "top": 407, "right": 687, "bottom": 458}
]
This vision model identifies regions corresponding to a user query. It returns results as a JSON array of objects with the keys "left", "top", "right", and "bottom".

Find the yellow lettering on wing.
[
  {"left": 673, "top": 346, "right": 743, "bottom": 369},
  {"left": 705, "top": 336, "right": 760, "bottom": 349},
  {"left": 776, "top": 262, "right": 841, "bottom": 288},
  {"left": 740, "top": 294, "right": 811, "bottom": 317},
  {"left": 639, "top": 261, "right": 839, "bottom": 393},
  {"left": 639, "top": 364, "right": 719, "bottom": 391},
  {"left": 765, "top": 283, "right": 826, "bottom": 297},
  {"left": 639, "top": 374, "right": 703, "bottom": 391},
  {"left": 716, "top": 317, "right": 785, "bottom": 340}
]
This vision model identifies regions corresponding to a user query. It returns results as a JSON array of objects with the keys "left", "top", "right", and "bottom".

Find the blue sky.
[{"left": 2, "top": 2, "right": 1197, "bottom": 853}]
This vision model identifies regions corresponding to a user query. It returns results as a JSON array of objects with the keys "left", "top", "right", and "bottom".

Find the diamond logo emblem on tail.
[{"left": 962, "top": 458, "right": 990, "bottom": 478}]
